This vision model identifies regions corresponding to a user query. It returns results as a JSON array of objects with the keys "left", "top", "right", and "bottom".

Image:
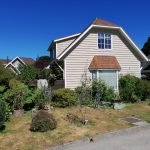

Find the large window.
[
  {"left": 98, "top": 33, "right": 111, "bottom": 49},
  {"left": 92, "top": 70, "right": 117, "bottom": 90}
]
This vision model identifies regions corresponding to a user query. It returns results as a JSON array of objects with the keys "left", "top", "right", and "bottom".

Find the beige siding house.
[{"left": 48, "top": 18, "right": 148, "bottom": 91}]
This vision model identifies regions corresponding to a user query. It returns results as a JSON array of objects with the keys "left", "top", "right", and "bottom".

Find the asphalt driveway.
[{"left": 48, "top": 125, "right": 150, "bottom": 150}]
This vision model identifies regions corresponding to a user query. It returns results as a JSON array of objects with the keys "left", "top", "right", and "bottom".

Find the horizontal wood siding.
[
  {"left": 56, "top": 38, "right": 76, "bottom": 57},
  {"left": 65, "top": 29, "right": 141, "bottom": 89}
]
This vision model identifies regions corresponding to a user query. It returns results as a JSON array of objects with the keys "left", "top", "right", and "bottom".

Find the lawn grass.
[{"left": 0, "top": 101, "right": 150, "bottom": 150}]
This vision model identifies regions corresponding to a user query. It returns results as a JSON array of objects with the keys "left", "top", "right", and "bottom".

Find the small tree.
[
  {"left": 19, "top": 65, "right": 39, "bottom": 84},
  {"left": 75, "top": 69, "right": 92, "bottom": 124},
  {"left": 34, "top": 56, "right": 52, "bottom": 69}
]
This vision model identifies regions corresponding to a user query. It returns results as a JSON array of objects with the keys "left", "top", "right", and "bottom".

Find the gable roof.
[
  {"left": 89, "top": 56, "right": 121, "bottom": 70},
  {"left": 53, "top": 33, "right": 81, "bottom": 43},
  {"left": 20, "top": 57, "right": 35, "bottom": 65},
  {"left": 5, "top": 56, "right": 35, "bottom": 68},
  {"left": 48, "top": 33, "right": 81, "bottom": 51},
  {"left": 56, "top": 18, "right": 148, "bottom": 62}
]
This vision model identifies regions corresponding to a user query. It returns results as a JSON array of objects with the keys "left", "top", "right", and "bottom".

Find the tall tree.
[
  {"left": 142, "top": 37, "right": 150, "bottom": 56},
  {"left": 34, "top": 56, "right": 52, "bottom": 69}
]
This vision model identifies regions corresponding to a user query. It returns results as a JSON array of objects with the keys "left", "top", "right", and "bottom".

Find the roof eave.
[{"left": 57, "top": 25, "right": 148, "bottom": 62}]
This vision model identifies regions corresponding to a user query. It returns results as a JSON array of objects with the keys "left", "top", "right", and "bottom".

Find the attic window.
[{"left": 98, "top": 33, "right": 111, "bottom": 49}]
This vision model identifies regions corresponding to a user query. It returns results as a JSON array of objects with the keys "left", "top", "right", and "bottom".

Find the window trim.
[{"left": 97, "top": 32, "right": 112, "bottom": 50}]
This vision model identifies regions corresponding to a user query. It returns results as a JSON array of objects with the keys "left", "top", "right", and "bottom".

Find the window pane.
[
  {"left": 98, "top": 33, "right": 104, "bottom": 38},
  {"left": 92, "top": 71, "right": 97, "bottom": 80},
  {"left": 98, "top": 43, "right": 104, "bottom": 49},
  {"left": 98, "top": 33, "right": 111, "bottom": 49},
  {"left": 99, "top": 70, "right": 117, "bottom": 89}
]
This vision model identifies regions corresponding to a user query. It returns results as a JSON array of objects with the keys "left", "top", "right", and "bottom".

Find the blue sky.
[{"left": 0, "top": 0, "right": 150, "bottom": 59}]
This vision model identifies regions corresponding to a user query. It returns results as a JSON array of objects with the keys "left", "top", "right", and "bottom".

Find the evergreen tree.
[{"left": 142, "top": 37, "right": 150, "bottom": 56}]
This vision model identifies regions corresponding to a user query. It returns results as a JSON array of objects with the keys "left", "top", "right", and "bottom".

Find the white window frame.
[{"left": 98, "top": 32, "right": 112, "bottom": 50}]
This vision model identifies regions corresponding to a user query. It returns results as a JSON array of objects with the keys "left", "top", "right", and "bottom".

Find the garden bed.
[{"left": 0, "top": 101, "right": 149, "bottom": 150}]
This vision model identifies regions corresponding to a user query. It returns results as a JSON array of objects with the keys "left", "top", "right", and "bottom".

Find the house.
[
  {"left": 0, "top": 56, "right": 35, "bottom": 74},
  {"left": 48, "top": 18, "right": 148, "bottom": 91}
]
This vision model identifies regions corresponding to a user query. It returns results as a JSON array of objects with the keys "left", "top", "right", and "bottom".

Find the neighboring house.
[
  {"left": 0, "top": 56, "right": 35, "bottom": 74},
  {"left": 48, "top": 18, "right": 148, "bottom": 91}
]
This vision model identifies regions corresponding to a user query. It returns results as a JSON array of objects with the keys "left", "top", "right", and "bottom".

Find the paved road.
[{"left": 48, "top": 125, "right": 150, "bottom": 150}]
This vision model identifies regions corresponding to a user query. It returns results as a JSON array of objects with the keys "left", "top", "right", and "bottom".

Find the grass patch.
[{"left": 0, "top": 101, "right": 149, "bottom": 150}]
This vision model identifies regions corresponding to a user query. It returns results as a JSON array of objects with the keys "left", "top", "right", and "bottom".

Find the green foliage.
[
  {"left": 135, "top": 79, "right": 150, "bottom": 101},
  {"left": 0, "top": 85, "right": 6, "bottom": 99},
  {"left": 92, "top": 80, "right": 116, "bottom": 102},
  {"left": 30, "top": 110, "right": 57, "bottom": 132},
  {"left": 37, "top": 56, "right": 52, "bottom": 66},
  {"left": 50, "top": 60, "right": 64, "bottom": 80},
  {"left": 75, "top": 71, "right": 92, "bottom": 105},
  {"left": 75, "top": 86, "right": 92, "bottom": 105},
  {"left": 19, "top": 65, "right": 39, "bottom": 84},
  {"left": 75, "top": 80, "right": 116, "bottom": 107},
  {"left": 119, "top": 75, "right": 150, "bottom": 102},
  {"left": 3, "top": 79, "right": 30, "bottom": 110},
  {"left": 33, "top": 90, "right": 49, "bottom": 110},
  {"left": 142, "top": 37, "right": 150, "bottom": 56},
  {"left": 0, "top": 99, "right": 10, "bottom": 129},
  {"left": 51, "top": 88, "right": 78, "bottom": 107},
  {"left": 0, "top": 63, "right": 15, "bottom": 86},
  {"left": 119, "top": 75, "right": 139, "bottom": 102}
]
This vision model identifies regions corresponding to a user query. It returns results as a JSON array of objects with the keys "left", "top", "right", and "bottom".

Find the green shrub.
[
  {"left": 0, "top": 99, "right": 10, "bottom": 130},
  {"left": 75, "top": 85, "right": 92, "bottom": 105},
  {"left": 51, "top": 88, "right": 78, "bottom": 107},
  {"left": 0, "top": 63, "right": 15, "bottom": 86},
  {"left": 92, "top": 80, "right": 116, "bottom": 102},
  {"left": 135, "top": 80, "right": 150, "bottom": 101},
  {"left": 19, "top": 65, "right": 39, "bottom": 84},
  {"left": 30, "top": 110, "right": 57, "bottom": 132},
  {"left": 3, "top": 79, "right": 30, "bottom": 110},
  {"left": 33, "top": 90, "right": 49, "bottom": 110},
  {"left": 119, "top": 75, "right": 140, "bottom": 102}
]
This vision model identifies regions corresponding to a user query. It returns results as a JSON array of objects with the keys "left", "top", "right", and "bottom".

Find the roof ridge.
[{"left": 92, "top": 18, "right": 119, "bottom": 27}]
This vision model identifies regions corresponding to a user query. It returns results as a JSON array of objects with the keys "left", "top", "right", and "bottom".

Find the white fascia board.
[
  {"left": 5, "top": 56, "right": 26, "bottom": 68},
  {"left": 57, "top": 24, "right": 148, "bottom": 62},
  {"left": 7, "top": 63, "right": 20, "bottom": 74},
  {"left": 119, "top": 27, "right": 148, "bottom": 61},
  {"left": 57, "top": 25, "right": 94, "bottom": 60},
  {"left": 54, "top": 33, "right": 81, "bottom": 42},
  {"left": 57, "top": 25, "right": 119, "bottom": 60}
]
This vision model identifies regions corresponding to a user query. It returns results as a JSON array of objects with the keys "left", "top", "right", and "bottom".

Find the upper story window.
[{"left": 98, "top": 33, "right": 111, "bottom": 49}]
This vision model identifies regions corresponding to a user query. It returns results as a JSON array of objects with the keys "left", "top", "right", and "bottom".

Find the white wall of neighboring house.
[{"left": 12, "top": 59, "right": 22, "bottom": 69}]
